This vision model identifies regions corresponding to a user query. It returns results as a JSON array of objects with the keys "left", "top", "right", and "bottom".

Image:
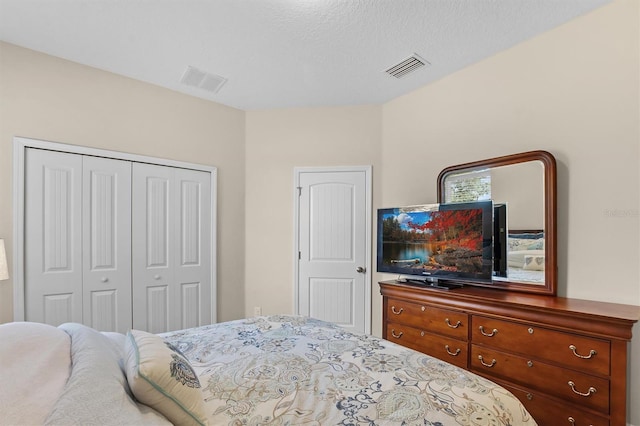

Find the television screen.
[{"left": 376, "top": 201, "right": 493, "bottom": 285}]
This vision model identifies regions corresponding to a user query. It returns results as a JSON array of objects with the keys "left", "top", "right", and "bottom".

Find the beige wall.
[
  {"left": 244, "top": 106, "right": 382, "bottom": 316},
  {"left": 381, "top": 0, "right": 638, "bottom": 303},
  {"left": 0, "top": 41, "right": 247, "bottom": 323},
  {"left": 490, "top": 162, "right": 545, "bottom": 230}
]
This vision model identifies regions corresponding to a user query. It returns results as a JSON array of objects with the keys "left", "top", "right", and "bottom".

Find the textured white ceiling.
[{"left": 0, "top": 0, "right": 610, "bottom": 110}]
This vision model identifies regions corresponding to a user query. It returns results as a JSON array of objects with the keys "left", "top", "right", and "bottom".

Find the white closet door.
[
  {"left": 82, "top": 156, "right": 132, "bottom": 333},
  {"left": 174, "top": 168, "right": 211, "bottom": 331},
  {"left": 25, "top": 148, "right": 83, "bottom": 326},
  {"left": 132, "top": 163, "right": 211, "bottom": 333},
  {"left": 132, "top": 163, "right": 172, "bottom": 333}
]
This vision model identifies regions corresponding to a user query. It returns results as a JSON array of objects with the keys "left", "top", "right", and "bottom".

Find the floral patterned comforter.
[{"left": 162, "top": 315, "right": 536, "bottom": 425}]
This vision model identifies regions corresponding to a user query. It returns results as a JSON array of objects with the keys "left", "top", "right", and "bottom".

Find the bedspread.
[{"left": 163, "top": 315, "right": 536, "bottom": 425}]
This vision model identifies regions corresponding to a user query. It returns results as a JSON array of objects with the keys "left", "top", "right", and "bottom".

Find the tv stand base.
[{"left": 396, "top": 277, "right": 463, "bottom": 290}]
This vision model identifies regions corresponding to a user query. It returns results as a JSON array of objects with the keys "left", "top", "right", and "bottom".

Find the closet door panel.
[
  {"left": 82, "top": 156, "right": 132, "bottom": 333},
  {"left": 132, "top": 163, "right": 174, "bottom": 332},
  {"left": 132, "top": 164, "right": 212, "bottom": 332},
  {"left": 146, "top": 285, "right": 170, "bottom": 334},
  {"left": 175, "top": 169, "right": 211, "bottom": 330},
  {"left": 25, "top": 149, "right": 83, "bottom": 326}
]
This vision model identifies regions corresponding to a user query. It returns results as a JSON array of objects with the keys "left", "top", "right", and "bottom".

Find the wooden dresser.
[{"left": 379, "top": 280, "right": 640, "bottom": 426}]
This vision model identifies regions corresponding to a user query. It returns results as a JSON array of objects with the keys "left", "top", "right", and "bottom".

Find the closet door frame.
[{"left": 13, "top": 136, "right": 217, "bottom": 324}]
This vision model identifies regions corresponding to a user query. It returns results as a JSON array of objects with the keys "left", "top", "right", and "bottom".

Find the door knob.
[
  {"left": 100, "top": 277, "right": 109, "bottom": 283},
  {"left": 154, "top": 274, "right": 161, "bottom": 280},
  {"left": 356, "top": 266, "right": 366, "bottom": 273}
]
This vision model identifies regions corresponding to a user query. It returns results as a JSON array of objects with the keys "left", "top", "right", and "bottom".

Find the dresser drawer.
[
  {"left": 472, "top": 315, "right": 610, "bottom": 375},
  {"left": 499, "top": 381, "right": 609, "bottom": 426},
  {"left": 471, "top": 345, "right": 609, "bottom": 413},
  {"left": 386, "top": 298, "right": 468, "bottom": 339},
  {"left": 386, "top": 322, "right": 468, "bottom": 368}
]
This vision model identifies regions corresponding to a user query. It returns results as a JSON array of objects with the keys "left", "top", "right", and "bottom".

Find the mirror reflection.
[
  {"left": 438, "top": 151, "right": 556, "bottom": 295},
  {"left": 493, "top": 162, "right": 545, "bottom": 283},
  {"left": 443, "top": 161, "right": 545, "bottom": 284}
]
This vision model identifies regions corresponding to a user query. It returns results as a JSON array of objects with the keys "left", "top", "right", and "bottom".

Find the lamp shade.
[{"left": 0, "top": 239, "right": 8, "bottom": 281}]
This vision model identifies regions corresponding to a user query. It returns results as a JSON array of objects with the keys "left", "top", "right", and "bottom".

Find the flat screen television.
[
  {"left": 376, "top": 200, "right": 493, "bottom": 288},
  {"left": 493, "top": 203, "right": 508, "bottom": 278}
]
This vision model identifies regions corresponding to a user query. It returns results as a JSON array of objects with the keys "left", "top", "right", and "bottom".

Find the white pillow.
[
  {"left": 523, "top": 254, "right": 545, "bottom": 271},
  {"left": 508, "top": 237, "right": 544, "bottom": 251},
  {"left": 124, "top": 329, "right": 208, "bottom": 425},
  {"left": 508, "top": 249, "right": 545, "bottom": 268}
]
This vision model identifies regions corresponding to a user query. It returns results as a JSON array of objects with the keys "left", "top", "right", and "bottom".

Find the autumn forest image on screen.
[{"left": 380, "top": 208, "right": 485, "bottom": 275}]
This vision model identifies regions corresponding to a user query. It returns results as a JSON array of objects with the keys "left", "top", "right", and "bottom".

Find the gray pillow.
[{"left": 45, "top": 323, "right": 171, "bottom": 425}]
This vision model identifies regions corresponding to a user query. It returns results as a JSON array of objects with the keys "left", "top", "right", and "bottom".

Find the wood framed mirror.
[{"left": 437, "top": 150, "right": 557, "bottom": 295}]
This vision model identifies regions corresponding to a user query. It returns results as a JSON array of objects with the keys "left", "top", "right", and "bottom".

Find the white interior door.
[
  {"left": 82, "top": 156, "right": 132, "bottom": 333},
  {"left": 25, "top": 148, "right": 83, "bottom": 326},
  {"left": 296, "top": 167, "right": 371, "bottom": 334},
  {"left": 132, "top": 163, "right": 211, "bottom": 333}
]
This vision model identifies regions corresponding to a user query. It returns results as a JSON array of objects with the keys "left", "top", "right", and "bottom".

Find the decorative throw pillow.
[
  {"left": 124, "top": 329, "right": 208, "bottom": 426},
  {"left": 523, "top": 254, "right": 545, "bottom": 271},
  {"left": 508, "top": 237, "right": 544, "bottom": 251}
]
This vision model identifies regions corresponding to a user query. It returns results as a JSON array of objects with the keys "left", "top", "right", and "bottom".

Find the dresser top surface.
[{"left": 379, "top": 280, "right": 640, "bottom": 323}]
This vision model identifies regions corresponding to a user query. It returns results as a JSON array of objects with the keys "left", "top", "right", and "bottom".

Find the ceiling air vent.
[
  {"left": 385, "top": 54, "right": 429, "bottom": 79},
  {"left": 180, "top": 65, "right": 227, "bottom": 93}
]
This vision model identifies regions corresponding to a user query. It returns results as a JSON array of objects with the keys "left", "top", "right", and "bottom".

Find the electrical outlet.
[{"left": 254, "top": 306, "right": 262, "bottom": 316}]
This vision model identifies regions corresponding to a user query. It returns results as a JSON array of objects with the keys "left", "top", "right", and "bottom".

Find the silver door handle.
[{"left": 356, "top": 266, "right": 366, "bottom": 273}]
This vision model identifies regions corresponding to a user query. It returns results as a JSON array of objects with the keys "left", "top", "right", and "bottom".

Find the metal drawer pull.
[
  {"left": 445, "top": 345, "right": 461, "bottom": 356},
  {"left": 478, "top": 355, "right": 497, "bottom": 367},
  {"left": 567, "top": 417, "right": 593, "bottom": 426},
  {"left": 479, "top": 326, "right": 498, "bottom": 337},
  {"left": 569, "top": 344, "right": 597, "bottom": 359},
  {"left": 390, "top": 329, "right": 403, "bottom": 339},
  {"left": 391, "top": 306, "right": 404, "bottom": 315},
  {"left": 568, "top": 381, "right": 596, "bottom": 397},
  {"left": 445, "top": 318, "right": 462, "bottom": 328}
]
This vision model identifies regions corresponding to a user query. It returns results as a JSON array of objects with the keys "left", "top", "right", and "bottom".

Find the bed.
[
  {"left": 0, "top": 315, "right": 537, "bottom": 425},
  {"left": 506, "top": 230, "right": 545, "bottom": 282}
]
